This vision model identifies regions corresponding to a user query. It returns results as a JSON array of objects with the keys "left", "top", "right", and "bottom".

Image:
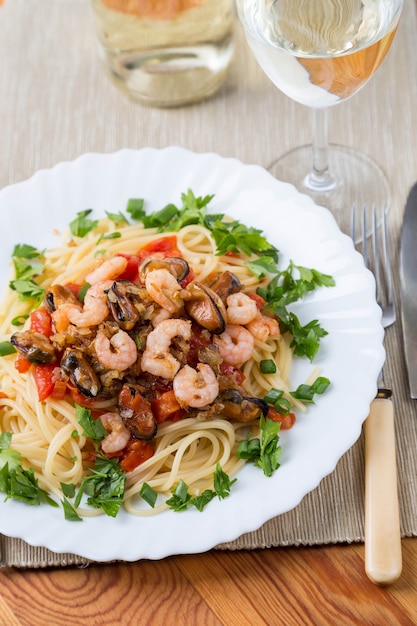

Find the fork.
[{"left": 352, "top": 205, "right": 402, "bottom": 586}]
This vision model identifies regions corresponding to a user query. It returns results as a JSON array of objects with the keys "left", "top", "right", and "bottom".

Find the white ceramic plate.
[{"left": 0, "top": 148, "right": 384, "bottom": 561}]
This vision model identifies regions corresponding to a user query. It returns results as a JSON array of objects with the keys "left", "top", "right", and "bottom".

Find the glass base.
[{"left": 268, "top": 144, "right": 390, "bottom": 238}]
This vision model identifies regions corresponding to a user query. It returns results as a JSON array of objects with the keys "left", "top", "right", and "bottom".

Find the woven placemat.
[{"left": 0, "top": 0, "right": 416, "bottom": 567}]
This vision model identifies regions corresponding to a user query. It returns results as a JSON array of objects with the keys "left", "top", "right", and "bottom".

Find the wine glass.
[{"left": 235, "top": 0, "right": 404, "bottom": 232}]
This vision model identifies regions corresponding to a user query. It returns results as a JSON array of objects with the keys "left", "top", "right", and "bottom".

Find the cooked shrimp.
[
  {"left": 85, "top": 256, "right": 128, "bottom": 284},
  {"left": 95, "top": 329, "right": 138, "bottom": 371},
  {"left": 141, "top": 318, "right": 191, "bottom": 379},
  {"left": 64, "top": 280, "right": 112, "bottom": 328},
  {"left": 150, "top": 307, "right": 172, "bottom": 327},
  {"left": 226, "top": 292, "right": 258, "bottom": 325},
  {"left": 213, "top": 324, "right": 255, "bottom": 366},
  {"left": 246, "top": 313, "right": 280, "bottom": 342},
  {"left": 173, "top": 363, "right": 219, "bottom": 408},
  {"left": 100, "top": 412, "right": 131, "bottom": 454},
  {"left": 145, "top": 268, "right": 184, "bottom": 314},
  {"left": 51, "top": 307, "right": 71, "bottom": 333}
]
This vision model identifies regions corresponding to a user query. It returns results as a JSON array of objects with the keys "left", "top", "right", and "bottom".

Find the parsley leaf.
[
  {"left": 105, "top": 210, "right": 128, "bottom": 226},
  {"left": 246, "top": 256, "right": 279, "bottom": 278},
  {"left": 257, "top": 262, "right": 334, "bottom": 361},
  {"left": 62, "top": 497, "right": 83, "bottom": 521},
  {"left": 213, "top": 463, "right": 237, "bottom": 499},
  {"left": 75, "top": 404, "right": 107, "bottom": 442},
  {"left": 0, "top": 432, "right": 58, "bottom": 507},
  {"left": 165, "top": 479, "right": 192, "bottom": 511},
  {"left": 12, "top": 243, "right": 43, "bottom": 259},
  {"left": 9, "top": 279, "right": 45, "bottom": 303},
  {"left": 208, "top": 217, "right": 279, "bottom": 262},
  {"left": 276, "top": 308, "right": 328, "bottom": 361},
  {"left": 137, "top": 189, "right": 279, "bottom": 263},
  {"left": 13, "top": 258, "right": 44, "bottom": 281},
  {"left": 8, "top": 244, "right": 45, "bottom": 306},
  {"left": 78, "top": 454, "right": 126, "bottom": 518},
  {"left": 238, "top": 417, "right": 281, "bottom": 477},
  {"left": 258, "top": 261, "right": 335, "bottom": 307},
  {"left": 166, "top": 464, "right": 237, "bottom": 512},
  {"left": 69, "top": 209, "right": 98, "bottom": 237},
  {"left": 60, "top": 407, "right": 127, "bottom": 518}
]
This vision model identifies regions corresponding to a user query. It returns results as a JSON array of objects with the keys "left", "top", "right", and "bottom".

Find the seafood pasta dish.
[{"left": 0, "top": 191, "right": 333, "bottom": 520}]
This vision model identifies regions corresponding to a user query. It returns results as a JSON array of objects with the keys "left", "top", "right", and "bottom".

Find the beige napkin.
[{"left": 0, "top": 0, "right": 416, "bottom": 567}]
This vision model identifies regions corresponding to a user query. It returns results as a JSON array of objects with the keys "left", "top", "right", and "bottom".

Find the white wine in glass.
[{"left": 236, "top": 0, "right": 403, "bottom": 228}]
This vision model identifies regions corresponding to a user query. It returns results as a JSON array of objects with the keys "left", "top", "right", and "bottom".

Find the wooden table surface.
[{"left": 0, "top": 538, "right": 417, "bottom": 625}]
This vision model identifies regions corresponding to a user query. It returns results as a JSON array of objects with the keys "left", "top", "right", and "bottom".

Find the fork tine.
[
  {"left": 351, "top": 203, "right": 396, "bottom": 328},
  {"left": 362, "top": 204, "right": 368, "bottom": 269},
  {"left": 381, "top": 205, "right": 395, "bottom": 311},
  {"left": 372, "top": 205, "right": 382, "bottom": 307}
]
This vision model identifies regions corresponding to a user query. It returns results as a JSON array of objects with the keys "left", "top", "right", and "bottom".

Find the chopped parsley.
[
  {"left": 0, "top": 432, "right": 58, "bottom": 508},
  {"left": 238, "top": 417, "right": 282, "bottom": 478},
  {"left": 61, "top": 406, "right": 126, "bottom": 520},
  {"left": 257, "top": 262, "right": 335, "bottom": 361},
  {"left": 128, "top": 189, "right": 279, "bottom": 263},
  {"left": 166, "top": 464, "right": 237, "bottom": 512},
  {"left": 69, "top": 209, "right": 98, "bottom": 238}
]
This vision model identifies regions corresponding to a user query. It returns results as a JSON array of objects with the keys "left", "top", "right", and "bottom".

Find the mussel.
[
  {"left": 106, "top": 280, "right": 145, "bottom": 331},
  {"left": 209, "top": 271, "right": 241, "bottom": 305},
  {"left": 184, "top": 282, "right": 226, "bottom": 334},
  {"left": 61, "top": 348, "right": 102, "bottom": 397},
  {"left": 118, "top": 383, "right": 157, "bottom": 440},
  {"left": 44, "top": 284, "right": 80, "bottom": 313},
  {"left": 11, "top": 330, "right": 56, "bottom": 364},
  {"left": 219, "top": 389, "right": 268, "bottom": 423},
  {"left": 139, "top": 256, "right": 190, "bottom": 283}
]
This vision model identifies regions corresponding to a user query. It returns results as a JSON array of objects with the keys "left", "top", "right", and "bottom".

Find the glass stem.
[{"left": 305, "top": 107, "right": 336, "bottom": 192}]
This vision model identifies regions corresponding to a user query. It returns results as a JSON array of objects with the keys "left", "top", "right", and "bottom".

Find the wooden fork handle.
[{"left": 364, "top": 397, "right": 402, "bottom": 585}]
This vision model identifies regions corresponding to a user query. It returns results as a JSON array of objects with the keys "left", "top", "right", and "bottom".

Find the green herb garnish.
[
  {"left": 263, "top": 388, "right": 291, "bottom": 415},
  {"left": 166, "top": 464, "right": 237, "bottom": 512},
  {"left": 105, "top": 210, "right": 128, "bottom": 226},
  {"left": 126, "top": 197, "right": 145, "bottom": 220},
  {"left": 0, "top": 432, "right": 58, "bottom": 508},
  {"left": 9, "top": 279, "right": 45, "bottom": 303},
  {"left": 69, "top": 209, "right": 98, "bottom": 238},
  {"left": 136, "top": 189, "right": 279, "bottom": 263},
  {"left": 238, "top": 417, "right": 281, "bottom": 477},
  {"left": 256, "top": 261, "right": 335, "bottom": 361},
  {"left": 75, "top": 404, "right": 107, "bottom": 442},
  {"left": 260, "top": 359, "right": 277, "bottom": 374},
  {"left": 140, "top": 482, "right": 158, "bottom": 508},
  {"left": 290, "top": 377, "right": 331, "bottom": 403},
  {"left": 0, "top": 341, "right": 16, "bottom": 357},
  {"left": 59, "top": 407, "right": 126, "bottom": 518}
]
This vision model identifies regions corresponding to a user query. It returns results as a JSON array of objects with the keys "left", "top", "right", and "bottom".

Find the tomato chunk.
[
  {"left": 151, "top": 389, "right": 185, "bottom": 424},
  {"left": 267, "top": 406, "right": 296, "bottom": 430},
  {"left": 115, "top": 254, "right": 141, "bottom": 282},
  {"left": 15, "top": 354, "right": 31, "bottom": 373},
  {"left": 50, "top": 379, "right": 67, "bottom": 401},
  {"left": 30, "top": 308, "right": 53, "bottom": 337},
  {"left": 136, "top": 235, "right": 180, "bottom": 263},
  {"left": 247, "top": 292, "right": 267, "bottom": 308},
  {"left": 33, "top": 364, "right": 56, "bottom": 401},
  {"left": 219, "top": 362, "right": 245, "bottom": 386},
  {"left": 120, "top": 440, "right": 155, "bottom": 473}
]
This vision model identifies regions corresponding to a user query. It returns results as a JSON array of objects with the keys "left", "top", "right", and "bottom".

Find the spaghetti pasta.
[{"left": 0, "top": 201, "right": 327, "bottom": 519}]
